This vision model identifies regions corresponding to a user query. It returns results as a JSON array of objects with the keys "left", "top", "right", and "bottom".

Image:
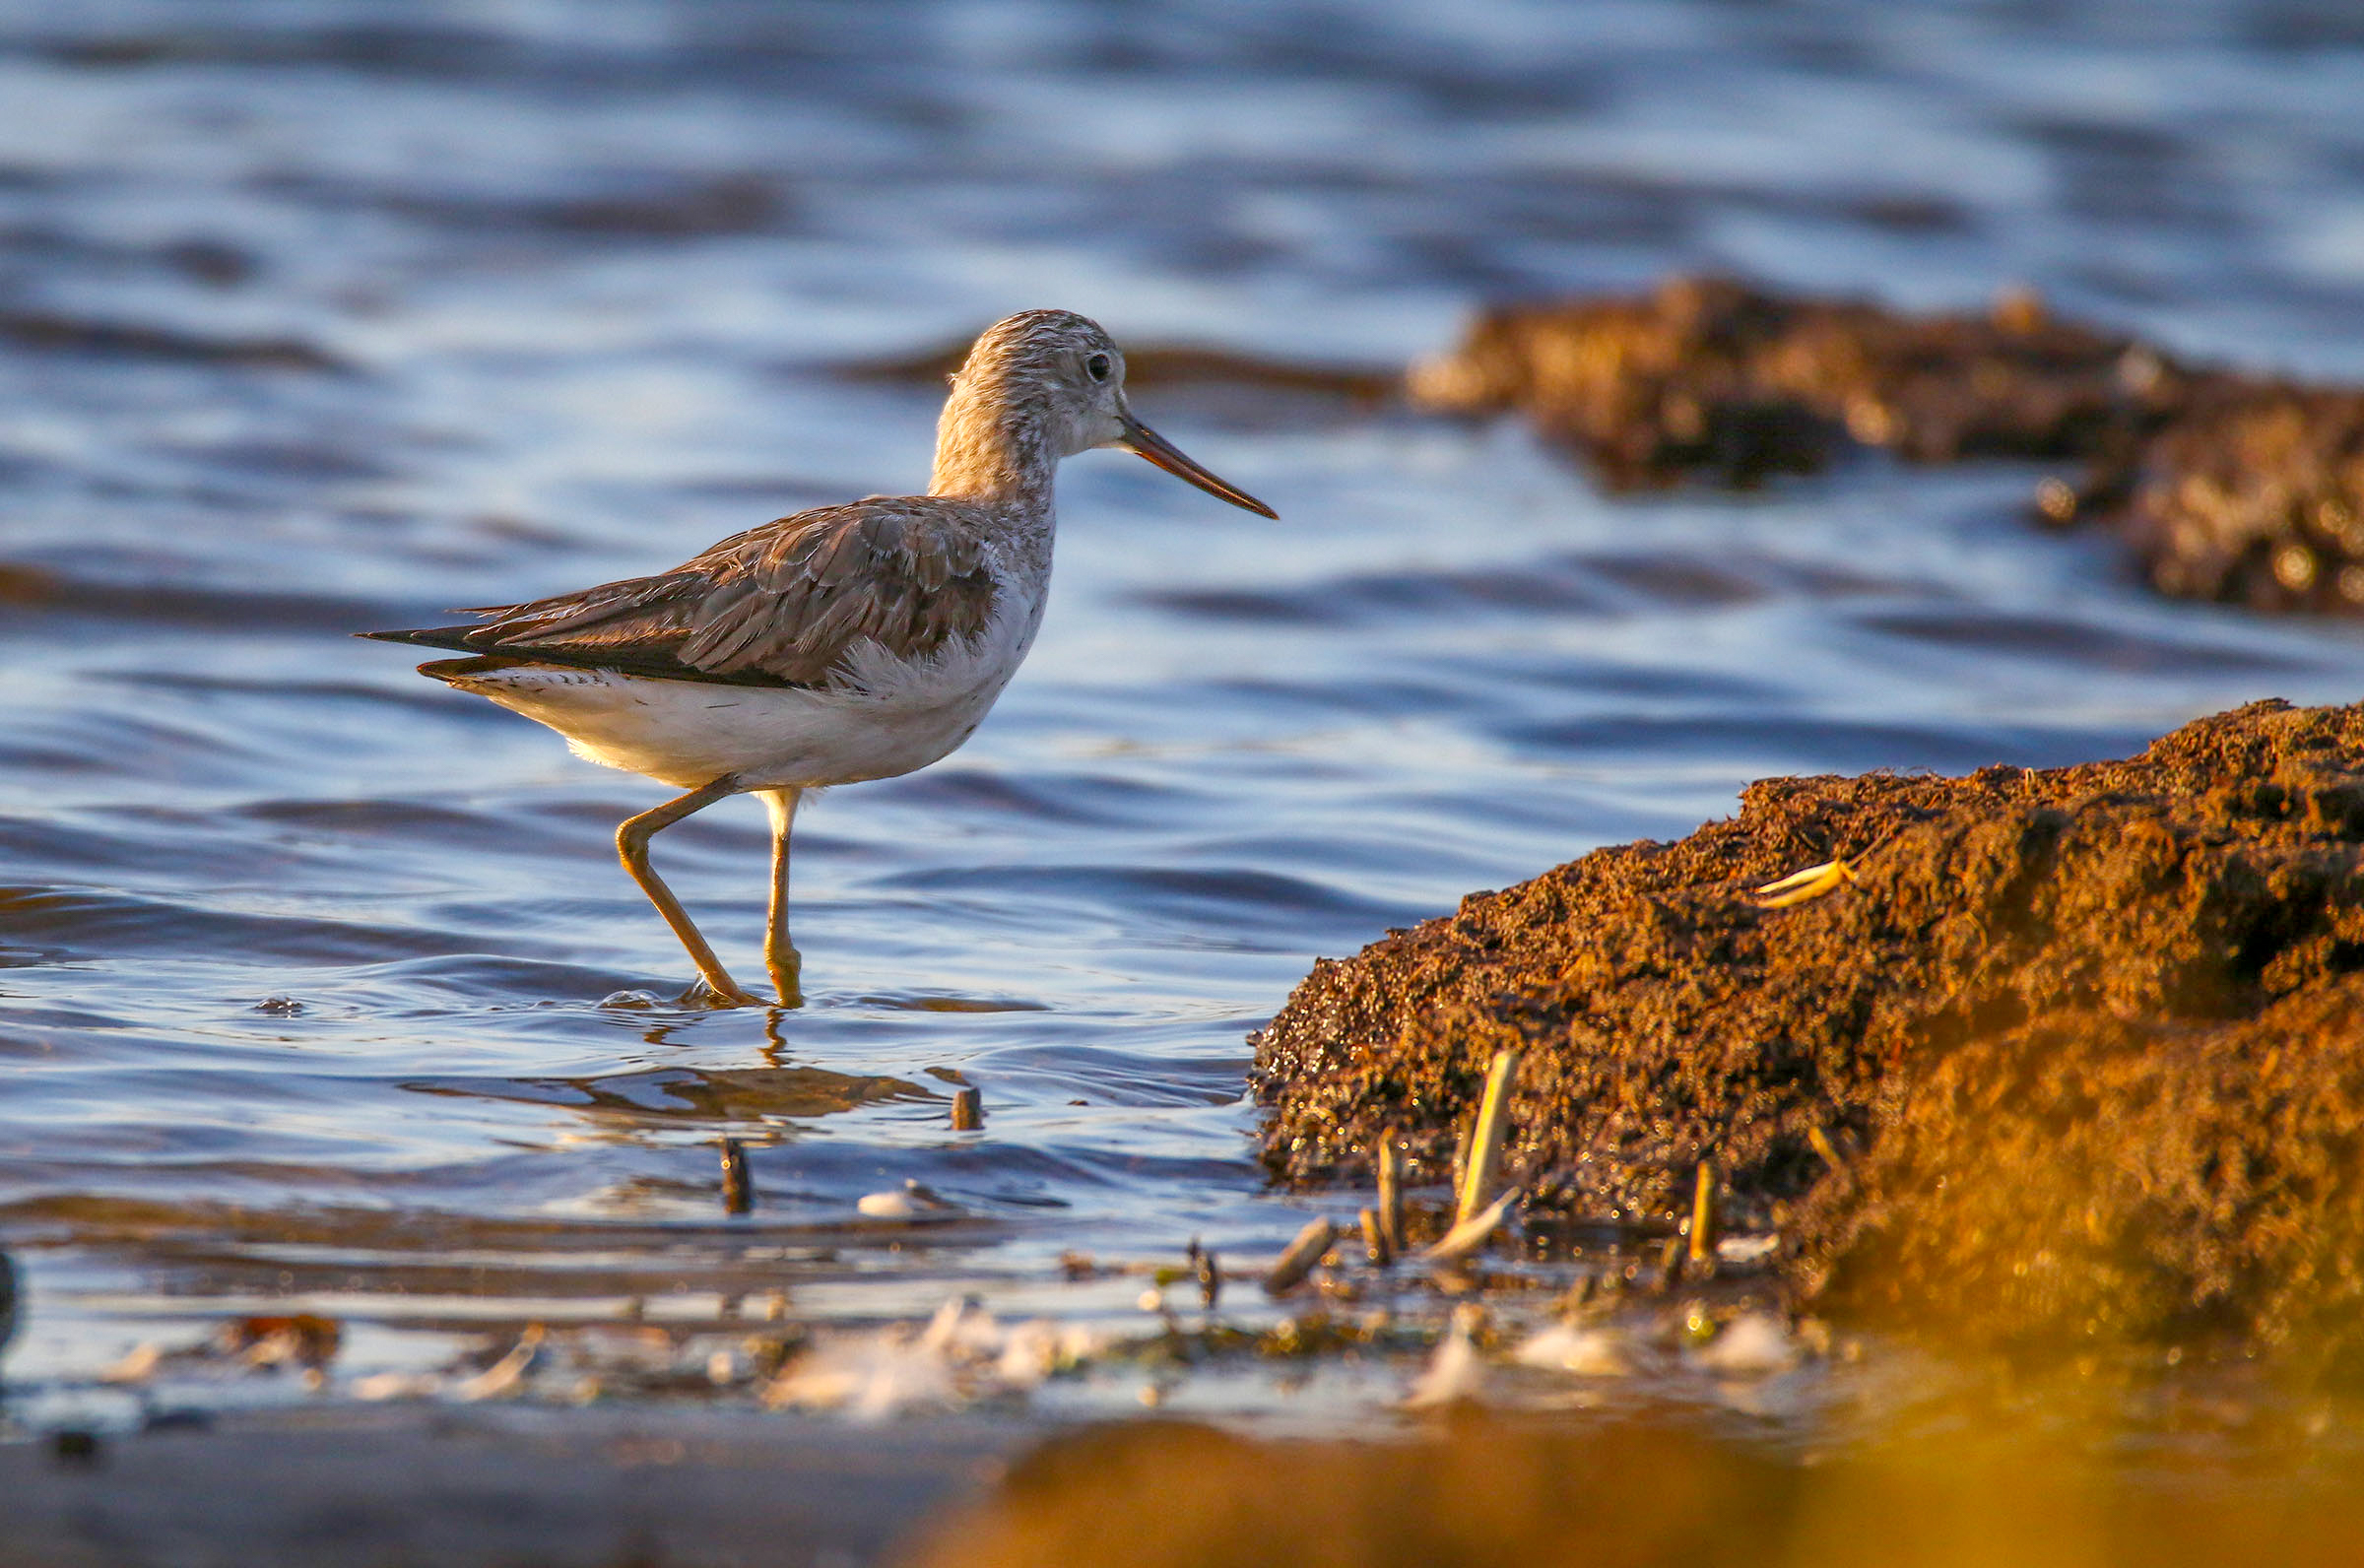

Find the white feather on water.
[
  {"left": 1689, "top": 1312, "right": 1803, "bottom": 1377},
  {"left": 1402, "top": 1305, "right": 1489, "bottom": 1409},
  {"left": 1514, "top": 1323, "right": 1631, "bottom": 1378},
  {"left": 765, "top": 1297, "right": 1102, "bottom": 1419}
]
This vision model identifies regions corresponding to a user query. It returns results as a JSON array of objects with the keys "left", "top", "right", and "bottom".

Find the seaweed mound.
[
  {"left": 1252, "top": 700, "right": 2364, "bottom": 1356},
  {"left": 2121, "top": 381, "right": 2364, "bottom": 613},
  {"left": 1407, "top": 274, "right": 2178, "bottom": 488},
  {"left": 1411, "top": 276, "right": 2364, "bottom": 616}
]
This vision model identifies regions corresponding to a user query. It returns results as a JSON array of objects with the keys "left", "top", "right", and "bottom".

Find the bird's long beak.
[{"left": 1119, "top": 410, "right": 1279, "bottom": 518}]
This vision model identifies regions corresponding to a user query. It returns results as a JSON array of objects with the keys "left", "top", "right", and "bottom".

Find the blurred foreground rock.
[
  {"left": 1254, "top": 699, "right": 2364, "bottom": 1363},
  {"left": 910, "top": 1414, "right": 2364, "bottom": 1568},
  {"left": 1412, "top": 276, "right": 2364, "bottom": 615}
]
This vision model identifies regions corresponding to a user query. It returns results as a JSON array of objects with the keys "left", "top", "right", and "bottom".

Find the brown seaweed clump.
[
  {"left": 1252, "top": 700, "right": 2364, "bottom": 1359},
  {"left": 1411, "top": 276, "right": 2364, "bottom": 617},
  {"left": 1407, "top": 275, "right": 2186, "bottom": 489},
  {"left": 2117, "top": 381, "right": 2364, "bottom": 613}
]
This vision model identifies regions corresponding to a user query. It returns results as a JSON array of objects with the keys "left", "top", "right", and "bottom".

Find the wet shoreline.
[{"left": 9, "top": 0, "right": 2364, "bottom": 1520}]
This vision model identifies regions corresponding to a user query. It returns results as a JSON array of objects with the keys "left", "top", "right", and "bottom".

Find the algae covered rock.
[
  {"left": 1407, "top": 274, "right": 2178, "bottom": 489},
  {"left": 2120, "top": 381, "right": 2364, "bottom": 613},
  {"left": 1252, "top": 700, "right": 2364, "bottom": 1358},
  {"left": 1411, "top": 276, "right": 2364, "bottom": 618}
]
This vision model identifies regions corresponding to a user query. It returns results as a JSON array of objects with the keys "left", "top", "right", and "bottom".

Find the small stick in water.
[
  {"left": 951, "top": 1086, "right": 984, "bottom": 1131},
  {"left": 1457, "top": 1049, "right": 1522, "bottom": 1225},
  {"left": 1263, "top": 1217, "right": 1340, "bottom": 1297},
  {"left": 1688, "top": 1159, "right": 1718, "bottom": 1266},
  {"left": 1422, "top": 1188, "right": 1519, "bottom": 1268},
  {"left": 1376, "top": 1133, "right": 1404, "bottom": 1257},
  {"left": 720, "top": 1138, "right": 752, "bottom": 1215},
  {"left": 1360, "top": 1208, "right": 1393, "bottom": 1269},
  {"left": 1197, "top": 1246, "right": 1222, "bottom": 1312}
]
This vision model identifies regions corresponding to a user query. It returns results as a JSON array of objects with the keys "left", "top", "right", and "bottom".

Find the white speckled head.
[
  {"left": 931, "top": 309, "right": 1276, "bottom": 517},
  {"left": 950, "top": 308, "right": 1127, "bottom": 459}
]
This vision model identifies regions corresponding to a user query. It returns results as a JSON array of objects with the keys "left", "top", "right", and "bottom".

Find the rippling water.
[{"left": 5, "top": 0, "right": 2364, "bottom": 1419}]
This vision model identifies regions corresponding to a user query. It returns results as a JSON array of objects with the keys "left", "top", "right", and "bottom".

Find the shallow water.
[{"left": 4, "top": 0, "right": 2364, "bottom": 1425}]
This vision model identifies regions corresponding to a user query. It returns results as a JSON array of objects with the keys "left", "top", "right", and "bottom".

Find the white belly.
[{"left": 448, "top": 609, "right": 1039, "bottom": 792}]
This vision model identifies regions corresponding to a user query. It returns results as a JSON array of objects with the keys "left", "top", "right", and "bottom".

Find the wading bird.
[{"left": 365, "top": 309, "right": 1275, "bottom": 1007}]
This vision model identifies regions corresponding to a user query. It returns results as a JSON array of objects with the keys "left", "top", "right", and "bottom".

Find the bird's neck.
[{"left": 930, "top": 380, "right": 1058, "bottom": 510}]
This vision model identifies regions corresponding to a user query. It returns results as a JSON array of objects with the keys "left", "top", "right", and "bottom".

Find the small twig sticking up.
[
  {"left": 1263, "top": 1217, "right": 1340, "bottom": 1297},
  {"left": 1376, "top": 1133, "right": 1404, "bottom": 1257},
  {"left": 720, "top": 1139, "right": 752, "bottom": 1215},
  {"left": 1457, "top": 1049, "right": 1523, "bottom": 1226},
  {"left": 1422, "top": 1189, "right": 1520, "bottom": 1267},
  {"left": 1688, "top": 1159, "right": 1718, "bottom": 1266}
]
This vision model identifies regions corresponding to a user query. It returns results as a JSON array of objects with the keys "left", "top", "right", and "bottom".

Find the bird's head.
[{"left": 948, "top": 308, "right": 1277, "bottom": 517}]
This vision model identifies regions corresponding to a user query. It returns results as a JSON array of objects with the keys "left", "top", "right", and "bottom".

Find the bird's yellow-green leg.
[
  {"left": 1753, "top": 857, "right": 1856, "bottom": 909},
  {"left": 758, "top": 786, "right": 805, "bottom": 1009},
  {"left": 616, "top": 776, "right": 766, "bottom": 1009}
]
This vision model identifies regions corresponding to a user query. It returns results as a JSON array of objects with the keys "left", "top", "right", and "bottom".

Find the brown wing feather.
[{"left": 455, "top": 500, "right": 999, "bottom": 687}]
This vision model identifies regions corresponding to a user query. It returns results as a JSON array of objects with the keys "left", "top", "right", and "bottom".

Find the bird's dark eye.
[{"left": 1084, "top": 353, "right": 1112, "bottom": 383}]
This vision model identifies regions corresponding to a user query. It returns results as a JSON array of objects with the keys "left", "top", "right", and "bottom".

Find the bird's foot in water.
[
  {"left": 683, "top": 976, "right": 771, "bottom": 1010},
  {"left": 766, "top": 945, "right": 805, "bottom": 1010}
]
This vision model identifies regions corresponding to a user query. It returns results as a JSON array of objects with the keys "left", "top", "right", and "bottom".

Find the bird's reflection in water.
[
  {"left": 404, "top": 1006, "right": 934, "bottom": 1146},
  {"left": 854, "top": 994, "right": 1049, "bottom": 1013},
  {"left": 406, "top": 1065, "right": 931, "bottom": 1131},
  {"left": 0, "top": 1251, "right": 18, "bottom": 1370}
]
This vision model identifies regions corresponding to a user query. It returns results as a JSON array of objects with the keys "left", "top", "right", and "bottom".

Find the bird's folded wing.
[{"left": 436, "top": 501, "right": 1000, "bottom": 687}]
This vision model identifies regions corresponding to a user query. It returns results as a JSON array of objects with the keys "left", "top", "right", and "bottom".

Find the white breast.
[{"left": 450, "top": 573, "right": 1049, "bottom": 792}]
